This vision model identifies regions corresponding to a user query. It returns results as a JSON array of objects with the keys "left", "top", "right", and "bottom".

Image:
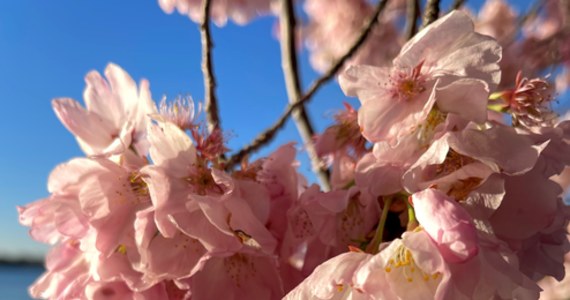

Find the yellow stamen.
[{"left": 116, "top": 244, "right": 127, "bottom": 255}]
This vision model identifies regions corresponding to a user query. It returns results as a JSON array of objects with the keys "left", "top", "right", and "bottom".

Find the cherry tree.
[{"left": 18, "top": 0, "right": 570, "bottom": 299}]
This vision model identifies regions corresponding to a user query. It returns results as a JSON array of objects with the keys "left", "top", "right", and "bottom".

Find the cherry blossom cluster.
[
  {"left": 18, "top": 0, "right": 570, "bottom": 299},
  {"left": 19, "top": 63, "right": 299, "bottom": 298},
  {"left": 292, "top": 11, "right": 570, "bottom": 299}
]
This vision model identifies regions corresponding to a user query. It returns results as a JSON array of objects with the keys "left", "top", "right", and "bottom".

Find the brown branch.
[
  {"left": 421, "top": 0, "right": 441, "bottom": 29},
  {"left": 224, "top": 93, "right": 310, "bottom": 169},
  {"left": 405, "top": 0, "right": 419, "bottom": 40},
  {"left": 225, "top": 0, "right": 391, "bottom": 171},
  {"left": 278, "top": 0, "right": 330, "bottom": 191},
  {"left": 200, "top": 0, "right": 220, "bottom": 134},
  {"left": 519, "top": 0, "right": 542, "bottom": 25},
  {"left": 451, "top": 0, "right": 466, "bottom": 10},
  {"left": 302, "top": 0, "right": 390, "bottom": 104}
]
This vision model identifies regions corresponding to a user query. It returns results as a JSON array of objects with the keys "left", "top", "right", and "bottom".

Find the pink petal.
[
  {"left": 83, "top": 70, "right": 123, "bottom": 129},
  {"left": 397, "top": 11, "right": 501, "bottom": 90},
  {"left": 412, "top": 189, "right": 479, "bottom": 263},
  {"left": 52, "top": 98, "right": 114, "bottom": 152},
  {"left": 134, "top": 207, "right": 207, "bottom": 282},
  {"left": 104, "top": 63, "right": 139, "bottom": 114},
  {"left": 285, "top": 251, "right": 371, "bottom": 299},
  {"left": 147, "top": 120, "right": 196, "bottom": 176},
  {"left": 435, "top": 78, "right": 489, "bottom": 124},
  {"left": 355, "top": 153, "right": 403, "bottom": 196},
  {"left": 448, "top": 125, "right": 540, "bottom": 175},
  {"left": 340, "top": 65, "right": 438, "bottom": 144}
]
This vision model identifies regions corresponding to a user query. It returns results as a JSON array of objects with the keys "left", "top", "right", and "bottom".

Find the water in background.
[{"left": 0, "top": 265, "right": 44, "bottom": 300}]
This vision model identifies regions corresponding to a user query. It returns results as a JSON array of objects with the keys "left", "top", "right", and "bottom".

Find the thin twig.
[
  {"left": 519, "top": 0, "right": 543, "bottom": 25},
  {"left": 225, "top": 93, "right": 311, "bottom": 169},
  {"left": 226, "top": 0, "right": 390, "bottom": 170},
  {"left": 405, "top": 0, "right": 419, "bottom": 40},
  {"left": 451, "top": 0, "right": 466, "bottom": 10},
  {"left": 278, "top": 0, "right": 330, "bottom": 191},
  {"left": 200, "top": 0, "right": 221, "bottom": 134},
  {"left": 421, "top": 0, "right": 441, "bottom": 29},
  {"left": 302, "top": 0, "right": 390, "bottom": 104}
]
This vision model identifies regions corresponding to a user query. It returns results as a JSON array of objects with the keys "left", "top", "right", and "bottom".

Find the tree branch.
[
  {"left": 224, "top": 93, "right": 311, "bottom": 169},
  {"left": 405, "top": 0, "right": 419, "bottom": 40},
  {"left": 225, "top": 0, "right": 391, "bottom": 173},
  {"left": 421, "top": 0, "right": 441, "bottom": 29},
  {"left": 200, "top": 0, "right": 221, "bottom": 134},
  {"left": 302, "top": 0, "right": 390, "bottom": 103},
  {"left": 278, "top": 0, "right": 331, "bottom": 191},
  {"left": 451, "top": 0, "right": 466, "bottom": 10}
]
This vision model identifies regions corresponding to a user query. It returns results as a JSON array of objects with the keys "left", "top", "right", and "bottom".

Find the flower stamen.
[
  {"left": 384, "top": 244, "right": 441, "bottom": 284},
  {"left": 389, "top": 61, "right": 428, "bottom": 102}
]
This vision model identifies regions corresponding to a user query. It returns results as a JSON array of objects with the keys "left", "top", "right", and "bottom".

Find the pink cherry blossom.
[
  {"left": 52, "top": 64, "right": 156, "bottom": 157},
  {"left": 282, "top": 185, "right": 379, "bottom": 275},
  {"left": 303, "top": 0, "right": 401, "bottom": 73},
  {"left": 28, "top": 241, "right": 90, "bottom": 299},
  {"left": 539, "top": 226, "right": 570, "bottom": 299},
  {"left": 134, "top": 207, "right": 208, "bottom": 285},
  {"left": 523, "top": 0, "right": 569, "bottom": 40},
  {"left": 355, "top": 153, "right": 404, "bottom": 197},
  {"left": 188, "top": 251, "right": 284, "bottom": 299},
  {"left": 315, "top": 103, "right": 367, "bottom": 189},
  {"left": 475, "top": 0, "right": 517, "bottom": 42},
  {"left": 339, "top": 11, "right": 501, "bottom": 145},
  {"left": 514, "top": 199, "right": 570, "bottom": 282},
  {"left": 284, "top": 250, "right": 373, "bottom": 300},
  {"left": 17, "top": 2, "right": 570, "bottom": 299},
  {"left": 30, "top": 240, "right": 176, "bottom": 300},
  {"left": 143, "top": 120, "right": 278, "bottom": 257},
  {"left": 490, "top": 162, "right": 563, "bottom": 240},
  {"left": 255, "top": 143, "right": 303, "bottom": 245},
  {"left": 18, "top": 195, "right": 87, "bottom": 245},
  {"left": 411, "top": 188, "right": 478, "bottom": 263},
  {"left": 491, "top": 72, "right": 556, "bottom": 128},
  {"left": 357, "top": 230, "right": 540, "bottom": 299},
  {"left": 155, "top": 96, "right": 198, "bottom": 131},
  {"left": 158, "top": 0, "right": 274, "bottom": 26},
  {"left": 402, "top": 123, "right": 542, "bottom": 194}
]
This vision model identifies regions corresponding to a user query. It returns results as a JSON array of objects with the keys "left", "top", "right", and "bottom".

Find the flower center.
[
  {"left": 447, "top": 177, "right": 483, "bottom": 201},
  {"left": 435, "top": 149, "right": 476, "bottom": 177},
  {"left": 186, "top": 163, "right": 223, "bottom": 196},
  {"left": 492, "top": 71, "right": 555, "bottom": 128},
  {"left": 389, "top": 61, "right": 428, "bottom": 102},
  {"left": 157, "top": 96, "right": 196, "bottom": 130},
  {"left": 129, "top": 172, "right": 149, "bottom": 197},
  {"left": 115, "top": 172, "right": 150, "bottom": 206},
  {"left": 385, "top": 244, "right": 440, "bottom": 283}
]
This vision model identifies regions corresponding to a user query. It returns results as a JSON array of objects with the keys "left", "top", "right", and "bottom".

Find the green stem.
[
  {"left": 408, "top": 202, "right": 415, "bottom": 223},
  {"left": 368, "top": 197, "right": 393, "bottom": 254},
  {"left": 407, "top": 201, "right": 418, "bottom": 231}
]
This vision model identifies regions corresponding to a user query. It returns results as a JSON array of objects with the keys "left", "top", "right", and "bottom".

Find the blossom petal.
[
  {"left": 52, "top": 98, "right": 114, "bottom": 151},
  {"left": 435, "top": 78, "right": 489, "bottom": 124},
  {"left": 412, "top": 188, "right": 479, "bottom": 263},
  {"left": 397, "top": 11, "right": 501, "bottom": 90}
]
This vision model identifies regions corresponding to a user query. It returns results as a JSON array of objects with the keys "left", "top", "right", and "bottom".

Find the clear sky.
[{"left": 0, "top": 0, "right": 547, "bottom": 259}]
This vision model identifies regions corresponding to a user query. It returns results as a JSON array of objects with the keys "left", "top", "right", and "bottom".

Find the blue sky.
[
  {"left": 0, "top": 0, "right": 344, "bottom": 259},
  {"left": 0, "top": 0, "right": 543, "bottom": 259}
]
